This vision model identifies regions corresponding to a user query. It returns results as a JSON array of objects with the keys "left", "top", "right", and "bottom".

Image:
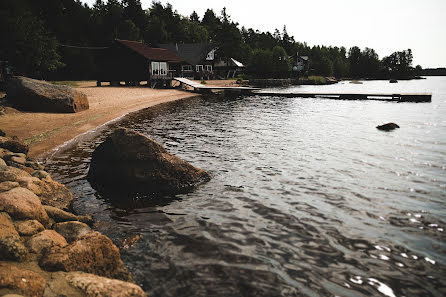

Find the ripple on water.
[{"left": 45, "top": 78, "right": 446, "bottom": 296}]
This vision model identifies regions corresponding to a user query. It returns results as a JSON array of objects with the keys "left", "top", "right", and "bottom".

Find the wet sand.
[{"left": 0, "top": 81, "right": 197, "bottom": 158}]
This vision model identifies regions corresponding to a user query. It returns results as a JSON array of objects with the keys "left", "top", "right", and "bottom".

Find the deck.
[
  {"left": 173, "top": 77, "right": 260, "bottom": 94},
  {"left": 253, "top": 92, "right": 432, "bottom": 102}
]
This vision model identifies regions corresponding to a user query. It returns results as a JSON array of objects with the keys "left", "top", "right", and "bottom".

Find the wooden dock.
[
  {"left": 173, "top": 77, "right": 260, "bottom": 94},
  {"left": 252, "top": 92, "right": 432, "bottom": 102}
]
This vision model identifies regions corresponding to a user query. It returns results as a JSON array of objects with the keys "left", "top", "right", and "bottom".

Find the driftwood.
[{"left": 6, "top": 76, "right": 89, "bottom": 113}]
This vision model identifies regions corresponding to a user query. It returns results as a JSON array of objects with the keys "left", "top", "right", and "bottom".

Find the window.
[
  {"left": 205, "top": 65, "right": 212, "bottom": 72},
  {"left": 160, "top": 62, "right": 167, "bottom": 76},
  {"left": 151, "top": 62, "right": 159, "bottom": 75},
  {"left": 182, "top": 65, "right": 193, "bottom": 71},
  {"left": 196, "top": 65, "right": 204, "bottom": 72}
]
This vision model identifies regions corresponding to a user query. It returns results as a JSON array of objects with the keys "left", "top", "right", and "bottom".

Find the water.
[{"left": 45, "top": 77, "right": 446, "bottom": 297}]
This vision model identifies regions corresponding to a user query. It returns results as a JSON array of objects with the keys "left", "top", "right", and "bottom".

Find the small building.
[
  {"left": 158, "top": 43, "right": 216, "bottom": 79},
  {"left": 295, "top": 55, "right": 309, "bottom": 72},
  {"left": 97, "top": 39, "right": 183, "bottom": 87},
  {"left": 214, "top": 58, "right": 245, "bottom": 78}
]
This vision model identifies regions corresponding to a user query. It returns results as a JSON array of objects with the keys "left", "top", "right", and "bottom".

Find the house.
[
  {"left": 295, "top": 55, "right": 309, "bottom": 72},
  {"left": 96, "top": 39, "right": 183, "bottom": 87},
  {"left": 157, "top": 43, "right": 216, "bottom": 79},
  {"left": 214, "top": 58, "right": 245, "bottom": 78}
]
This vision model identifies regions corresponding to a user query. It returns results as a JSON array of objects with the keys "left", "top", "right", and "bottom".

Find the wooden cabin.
[
  {"left": 97, "top": 39, "right": 183, "bottom": 87},
  {"left": 157, "top": 43, "right": 216, "bottom": 80}
]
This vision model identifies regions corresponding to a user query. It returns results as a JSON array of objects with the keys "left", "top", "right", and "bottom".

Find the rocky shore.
[{"left": 0, "top": 130, "right": 146, "bottom": 297}]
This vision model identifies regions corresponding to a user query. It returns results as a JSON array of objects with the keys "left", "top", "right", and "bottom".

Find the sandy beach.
[{"left": 0, "top": 81, "right": 197, "bottom": 158}]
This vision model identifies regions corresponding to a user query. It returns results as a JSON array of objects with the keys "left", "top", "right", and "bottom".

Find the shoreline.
[{"left": 0, "top": 81, "right": 197, "bottom": 158}]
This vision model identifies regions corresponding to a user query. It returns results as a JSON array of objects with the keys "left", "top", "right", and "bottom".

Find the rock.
[
  {"left": 0, "top": 181, "right": 20, "bottom": 192},
  {"left": 0, "top": 187, "right": 49, "bottom": 225},
  {"left": 0, "top": 263, "right": 46, "bottom": 297},
  {"left": 66, "top": 272, "right": 146, "bottom": 297},
  {"left": 3, "top": 153, "right": 27, "bottom": 166},
  {"left": 88, "top": 128, "right": 210, "bottom": 195},
  {"left": 0, "top": 166, "right": 31, "bottom": 183},
  {"left": 31, "top": 170, "right": 50, "bottom": 180},
  {"left": 0, "top": 158, "right": 6, "bottom": 167},
  {"left": 44, "top": 205, "right": 93, "bottom": 225},
  {"left": 15, "top": 175, "right": 73, "bottom": 210},
  {"left": 27, "top": 230, "right": 67, "bottom": 258},
  {"left": 0, "top": 212, "right": 19, "bottom": 238},
  {"left": 54, "top": 221, "right": 91, "bottom": 243},
  {"left": 6, "top": 76, "right": 89, "bottom": 113},
  {"left": 376, "top": 122, "right": 400, "bottom": 131},
  {"left": 3, "top": 294, "right": 25, "bottom": 297},
  {"left": 0, "top": 136, "right": 29, "bottom": 154},
  {"left": 0, "top": 237, "right": 28, "bottom": 261},
  {"left": 14, "top": 220, "right": 45, "bottom": 236},
  {"left": 0, "top": 128, "right": 5, "bottom": 137},
  {"left": 40, "top": 231, "right": 131, "bottom": 281},
  {"left": 25, "top": 161, "right": 45, "bottom": 171}
]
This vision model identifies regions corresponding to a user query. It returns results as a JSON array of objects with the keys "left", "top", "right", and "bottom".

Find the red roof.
[{"left": 116, "top": 39, "right": 183, "bottom": 62}]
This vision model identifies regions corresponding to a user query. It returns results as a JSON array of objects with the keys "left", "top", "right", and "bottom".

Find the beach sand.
[{"left": 0, "top": 81, "right": 197, "bottom": 158}]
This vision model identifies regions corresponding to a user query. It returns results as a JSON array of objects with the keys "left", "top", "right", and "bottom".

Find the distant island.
[{"left": 0, "top": 0, "right": 435, "bottom": 81}]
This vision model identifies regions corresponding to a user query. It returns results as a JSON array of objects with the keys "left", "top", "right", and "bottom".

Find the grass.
[
  {"left": 49, "top": 81, "right": 81, "bottom": 87},
  {"left": 307, "top": 76, "right": 327, "bottom": 85}
]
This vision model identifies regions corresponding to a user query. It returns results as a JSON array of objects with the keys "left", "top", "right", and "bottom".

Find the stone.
[
  {"left": 40, "top": 231, "right": 131, "bottom": 281},
  {"left": 4, "top": 155, "right": 27, "bottom": 166},
  {"left": 0, "top": 158, "right": 6, "bottom": 167},
  {"left": 0, "top": 187, "right": 49, "bottom": 225},
  {"left": 66, "top": 272, "right": 146, "bottom": 297},
  {"left": 88, "top": 128, "right": 210, "bottom": 195},
  {"left": 0, "top": 181, "right": 20, "bottom": 192},
  {"left": 14, "top": 220, "right": 45, "bottom": 236},
  {"left": 54, "top": 221, "right": 91, "bottom": 243},
  {"left": 6, "top": 76, "right": 89, "bottom": 113},
  {"left": 15, "top": 176, "right": 73, "bottom": 211},
  {"left": 44, "top": 205, "right": 93, "bottom": 225},
  {"left": 376, "top": 122, "right": 400, "bottom": 131},
  {"left": 31, "top": 170, "right": 50, "bottom": 180},
  {"left": 0, "top": 263, "right": 46, "bottom": 297},
  {"left": 0, "top": 212, "right": 19, "bottom": 238},
  {"left": 27, "top": 230, "right": 67, "bottom": 258},
  {"left": 25, "top": 161, "right": 45, "bottom": 171},
  {"left": 0, "top": 136, "right": 28, "bottom": 154},
  {"left": 0, "top": 128, "right": 5, "bottom": 137},
  {"left": 0, "top": 237, "right": 28, "bottom": 261},
  {"left": 0, "top": 166, "right": 31, "bottom": 183}
]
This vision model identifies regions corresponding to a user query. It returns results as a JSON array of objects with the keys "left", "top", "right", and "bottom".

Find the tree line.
[{"left": 0, "top": 0, "right": 421, "bottom": 80}]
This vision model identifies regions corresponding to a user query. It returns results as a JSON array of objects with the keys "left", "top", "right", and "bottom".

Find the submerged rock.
[
  {"left": 376, "top": 122, "right": 400, "bottom": 131},
  {"left": 6, "top": 76, "right": 89, "bottom": 113},
  {"left": 88, "top": 128, "right": 210, "bottom": 196}
]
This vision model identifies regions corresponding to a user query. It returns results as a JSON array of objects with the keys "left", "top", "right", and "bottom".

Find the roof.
[
  {"left": 298, "top": 56, "right": 309, "bottom": 61},
  {"left": 115, "top": 39, "right": 183, "bottom": 62},
  {"left": 158, "top": 43, "right": 216, "bottom": 65},
  {"left": 231, "top": 58, "right": 244, "bottom": 67}
]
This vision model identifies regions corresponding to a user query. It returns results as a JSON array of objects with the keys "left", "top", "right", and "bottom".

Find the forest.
[{"left": 0, "top": 0, "right": 420, "bottom": 80}]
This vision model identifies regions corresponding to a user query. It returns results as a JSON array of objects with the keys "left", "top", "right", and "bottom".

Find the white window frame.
[
  {"left": 196, "top": 65, "right": 204, "bottom": 72},
  {"left": 205, "top": 65, "right": 212, "bottom": 72},
  {"left": 151, "top": 62, "right": 159, "bottom": 75}
]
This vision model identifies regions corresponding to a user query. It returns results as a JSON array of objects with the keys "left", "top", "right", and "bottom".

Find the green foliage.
[
  {"left": 307, "top": 76, "right": 327, "bottom": 84},
  {"left": 382, "top": 49, "right": 413, "bottom": 78},
  {"left": 248, "top": 49, "right": 273, "bottom": 78}
]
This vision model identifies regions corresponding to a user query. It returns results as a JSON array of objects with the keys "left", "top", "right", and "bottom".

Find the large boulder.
[
  {"left": 66, "top": 272, "right": 146, "bottom": 297},
  {"left": 26, "top": 230, "right": 68, "bottom": 258},
  {"left": 14, "top": 219, "right": 45, "bottom": 236},
  {"left": 88, "top": 128, "right": 210, "bottom": 195},
  {"left": 6, "top": 76, "right": 89, "bottom": 113},
  {"left": 0, "top": 263, "right": 46, "bottom": 297},
  {"left": 54, "top": 221, "right": 91, "bottom": 243},
  {"left": 40, "top": 231, "right": 131, "bottom": 281}
]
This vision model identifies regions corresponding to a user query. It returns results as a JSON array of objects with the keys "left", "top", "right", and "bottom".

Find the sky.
[{"left": 81, "top": 0, "right": 446, "bottom": 68}]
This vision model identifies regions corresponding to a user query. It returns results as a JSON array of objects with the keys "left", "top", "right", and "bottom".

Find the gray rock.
[
  {"left": 6, "top": 76, "right": 89, "bottom": 113},
  {"left": 54, "top": 221, "right": 91, "bottom": 243},
  {"left": 376, "top": 122, "right": 400, "bottom": 131}
]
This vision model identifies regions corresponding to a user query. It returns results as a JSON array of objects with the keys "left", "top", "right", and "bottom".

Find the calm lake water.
[{"left": 45, "top": 77, "right": 446, "bottom": 297}]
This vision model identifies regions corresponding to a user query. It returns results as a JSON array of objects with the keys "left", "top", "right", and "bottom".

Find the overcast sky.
[{"left": 81, "top": 0, "right": 446, "bottom": 68}]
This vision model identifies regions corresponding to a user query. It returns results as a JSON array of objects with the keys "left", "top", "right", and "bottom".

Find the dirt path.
[{"left": 0, "top": 82, "right": 197, "bottom": 158}]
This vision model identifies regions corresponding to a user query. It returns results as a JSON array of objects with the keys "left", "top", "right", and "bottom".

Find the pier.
[
  {"left": 252, "top": 92, "right": 432, "bottom": 102},
  {"left": 173, "top": 77, "right": 260, "bottom": 95}
]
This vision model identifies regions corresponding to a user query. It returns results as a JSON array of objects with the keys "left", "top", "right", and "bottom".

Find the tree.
[
  {"left": 248, "top": 49, "right": 273, "bottom": 78},
  {"left": 272, "top": 45, "right": 290, "bottom": 77}
]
